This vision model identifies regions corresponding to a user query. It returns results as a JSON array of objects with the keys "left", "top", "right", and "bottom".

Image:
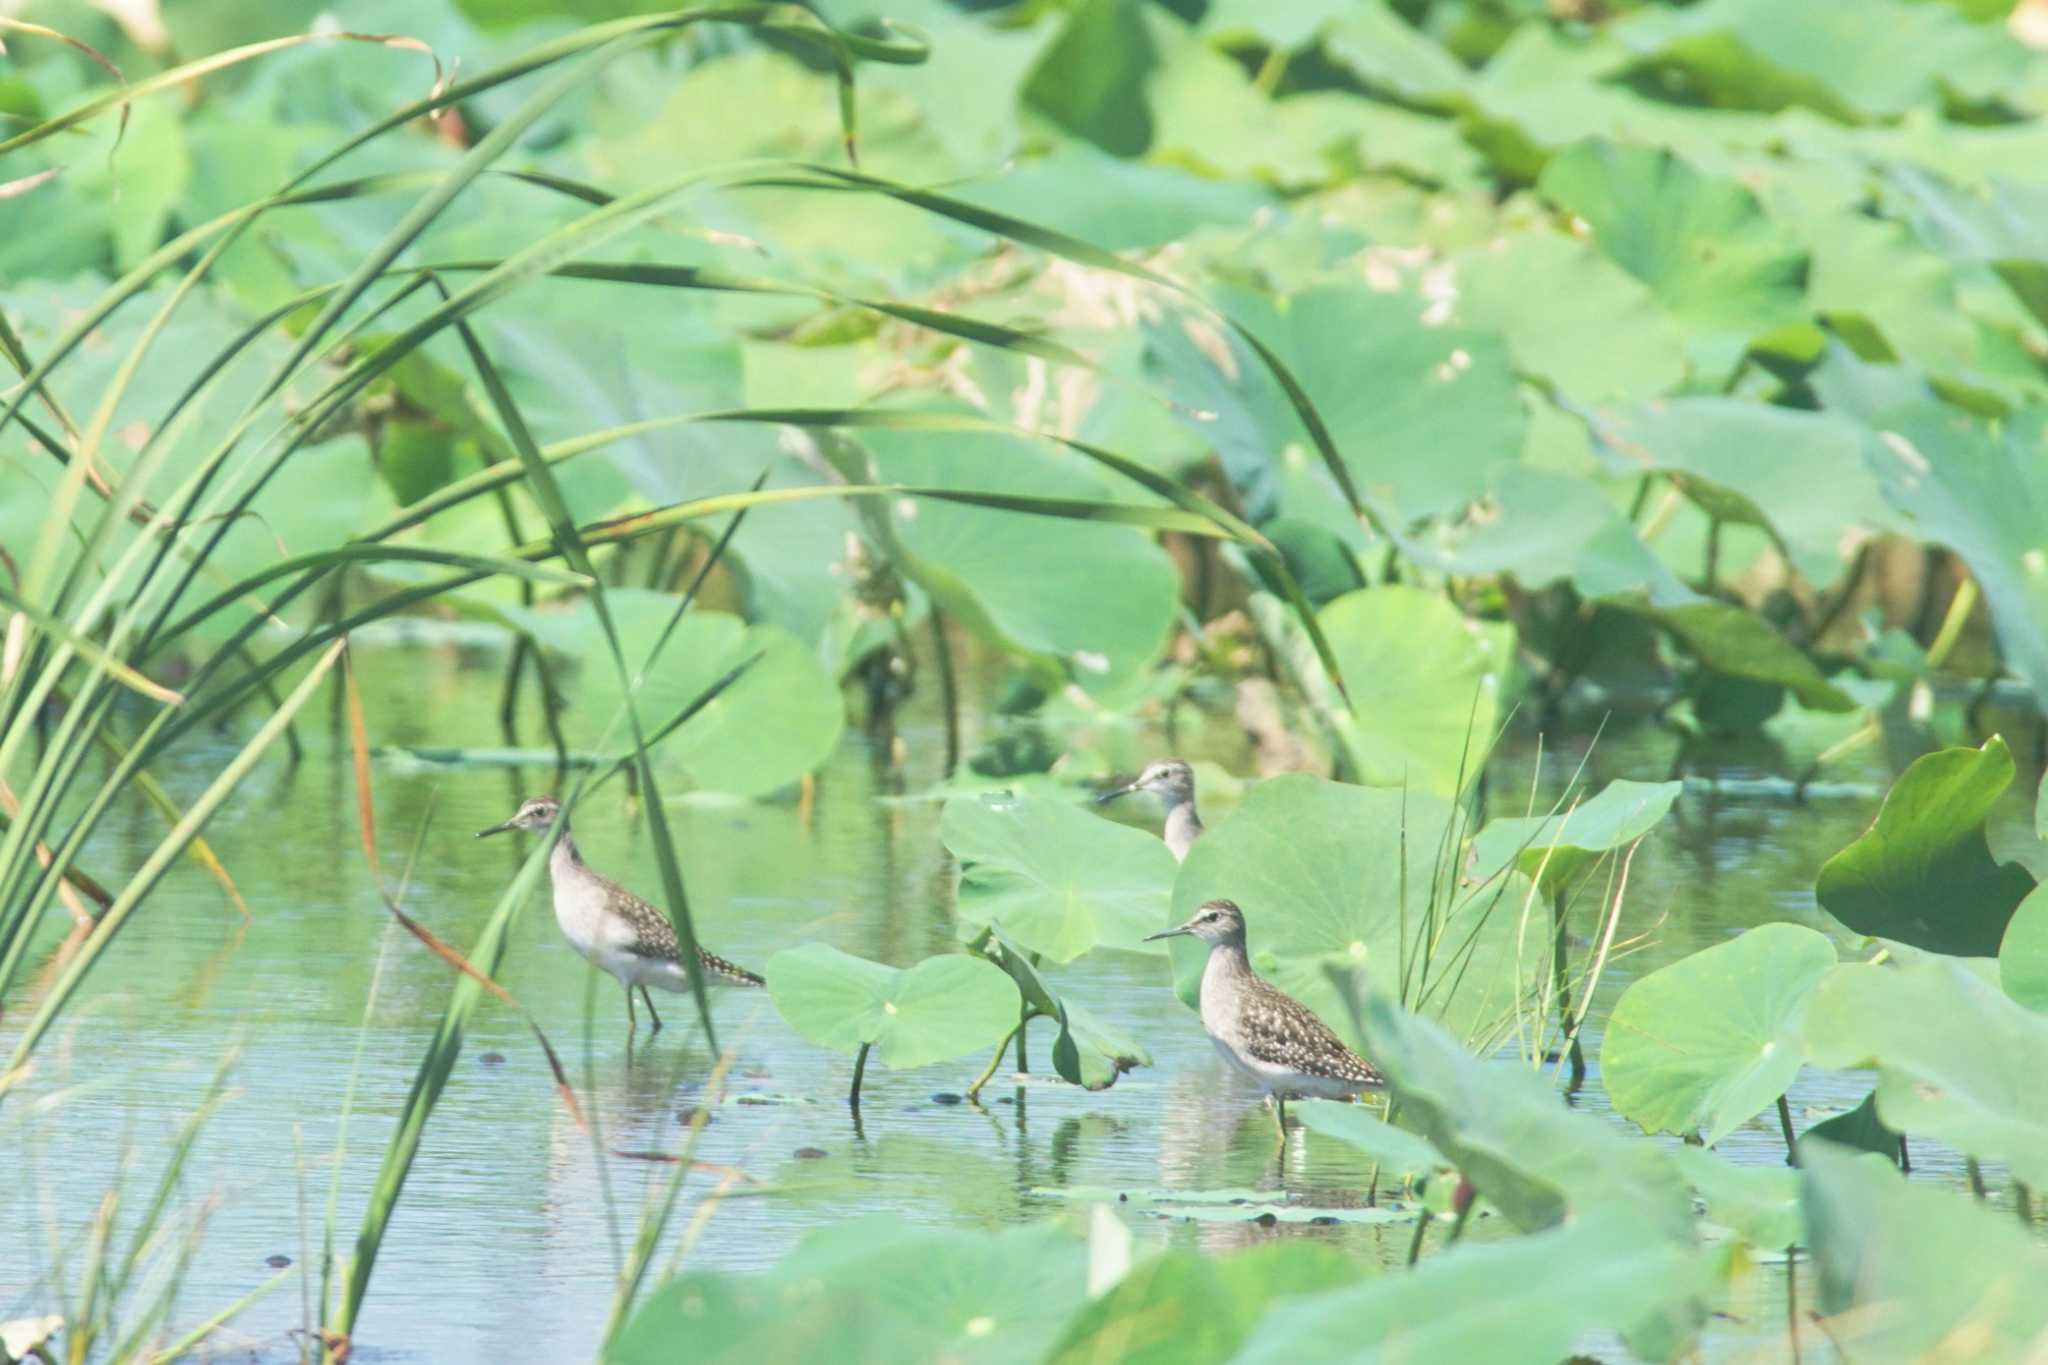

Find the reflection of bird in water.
[
  {"left": 1148, "top": 900, "right": 1384, "bottom": 1146},
  {"left": 477, "top": 795, "right": 763, "bottom": 1037},
  {"left": 1099, "top": 759, "right": 1205, "bottom": 861}
]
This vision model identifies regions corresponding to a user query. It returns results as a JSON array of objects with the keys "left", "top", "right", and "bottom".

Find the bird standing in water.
[
  {"left": 1147, "top": 898, "right": 1383, "bottom": 1143},
  {"left": 1099, "top": 758, "right": 1205, "bottom": 861},
  {"left": 477, "top": 794, "right": 763, "bottom": 1035}
]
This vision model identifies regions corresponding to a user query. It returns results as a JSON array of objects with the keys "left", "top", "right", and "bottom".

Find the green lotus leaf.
[
  {"left": 1537, "top": 138, "right": 1808, "bottom": 380},
  {"left": 1606, "top": 595, "right": 1854, "bottom": 712},
  {"left": 1146, "top": 283, "right": 1526, "bottom": 527},
  {"left": 1999, "top": 885, "right": 2048, "bottom": 1011},
  {"left": 1232, "top": 1209, "right": 1712, "bottom": 1365},
  {"left": 945, "top": 792, "right": 1178, "bottom": 962},
  {"left": 764, "top": 944, "right": 1018, "bottom": 1069},
  {"left": 1871, "top": 404, "right": 2048, "bottom": 716},
  {"left": 1355, "top": 991, "right": 1696, "bottom": 1241},
  {"left": 1601, "top": 922, "right": 1836, "bottom": 1145},
  {"left": 1801, "top": 1143, "right": 2048, "bottom": 1362},
  {"left": 1471, "top": 778, "right": 1683, "bottom": 895},
  {"left": 1316, "top": 586, "right": 1517, "bottom": 797},
  {"left": 1290, "top": 1101, "right": 1452, "bottom": 1188},
  {"left": 1804, "top": 957, "right": 2048, "bottom": 1190},
  {"left": 1668, "top": 1145, "right": 1801, "bottom": 1250},
  {"left": 969, "top": 928, "right": 1151, "bottom": 1089},
  {"left": 1582, "top": 399, "right": 1903, "bottom": 588},
  {"left": 1816, "top": 737, "right": 2036, "bottom": 957},
  {"left": 609, "top": 1219, "right": 1088, "bottom": 1365},
  {"left": 1047, "top": 1242, "right": 1364, "bottom": 1365}
]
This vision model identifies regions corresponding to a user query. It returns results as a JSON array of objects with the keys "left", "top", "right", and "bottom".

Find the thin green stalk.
[
  {"left": 1405, "top": 1209, "right": 1433, "bottom": 1267},
  {"left": 849, "top": 1042, "right": 873, "bottom": 1108},
  {"left": 1777, "top": 1094, "right": 1800, "bottom": 1166},
  {"left": 150, "top": 1267, "right": 292, "bottom": 1364}
]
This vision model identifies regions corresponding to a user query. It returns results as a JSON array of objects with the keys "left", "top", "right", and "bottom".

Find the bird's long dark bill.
[
  {"left": 1096, "top": 784, "right": 1136, "bottom": 805},
  {"left": 475, "top": 820, "right": 517, "bottom": 839},
  {"left": 1144, "top": 925, "right": 1193, "bottom": 941}
]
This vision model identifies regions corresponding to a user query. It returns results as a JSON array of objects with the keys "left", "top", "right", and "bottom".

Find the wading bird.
[
  {"left": 1099, "top": 758, "right": 1205, "bottom": 861},
  {"left": 477, "top": 794, "right": 763, "bottom": 1035},
  {"left": 1146, "top": 899, "right": 1383, "bottom": 1143}
]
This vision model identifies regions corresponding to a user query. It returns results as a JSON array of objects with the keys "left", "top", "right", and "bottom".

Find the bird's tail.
[{"left": 700, "top": 948, "right": 766, "bottom": 987}]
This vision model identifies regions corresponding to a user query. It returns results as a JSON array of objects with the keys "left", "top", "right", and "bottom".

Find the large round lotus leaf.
[
  {"left": 1452, "top": 228, "right": 1687, "bottom": 402},
  {"left": 1998, "top": 885, "right": 2048, "bottom": 1011},
  {"left": 499, "top": 589, "right": 843, "bottom": 797},
  {"left": 1145, "top": 282, "right": 1525, "bottom": 526},
  {"left": 1601, "top": 922, "right": 1836, "bottom": 1145},
  {"left": 858, "top": 427, "right": 1182, "bottom": 699},
  {"left": 1232, "top": 1210, "right": 1706, "bottom": 1365},
  {"left": 1169, "top": 776, "right": 1543, "bottom": 1050},
  {"left": 1471, "top": 778, "right": 1683, "bottom": 895},
  {"left": 1047, "top": 1242, "right": 1364, "bottom": 1365},
  {"left": 1316, "top": 586, "right": 1516, "bottom": 797},
  {"left": 1804, "top": 957, "right": 2048, "bottom": 1191},
  {"left": 1537, "top": 138, "right": 1807, "bottom": 380},
  {"left": 1815, "top": 736, "right": 2035, "bottom": 957},
  {"left": 945, "top": 793, "right": 1178, "bottom": 962},
  {"left": 764, "top": 944, "right": 1018, "bottom": 1069},
  {"left": 1801, "top": 1143, "right": 2048, "bottom": 1363},
  {"left": 610, "top": 1219, "right": 1088, "bottom": 1365}
]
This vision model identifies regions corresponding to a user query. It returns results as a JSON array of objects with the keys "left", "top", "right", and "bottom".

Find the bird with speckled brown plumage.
[
  {"left": 478, "top": 795, "right": 762, "bottom": 1037},
  {"left": 1148, "top": 898, "right": 1383, "bottom": 1144}
]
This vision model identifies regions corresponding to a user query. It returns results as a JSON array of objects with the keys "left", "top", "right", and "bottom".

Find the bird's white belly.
[{"left": 1208, "top": 1029, "right": 1365, "bottom": 1100}]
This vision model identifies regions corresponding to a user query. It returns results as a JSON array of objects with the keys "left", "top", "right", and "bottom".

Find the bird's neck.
[
  {"left": 1202, "top": 937, "right": 1254, "bottom": 982},
  {"left": 550, "top": 829, "right": 584, "bottom": 874},
  {"left": 1163, "top": 800, "right": 1203, "bottom": 861}
]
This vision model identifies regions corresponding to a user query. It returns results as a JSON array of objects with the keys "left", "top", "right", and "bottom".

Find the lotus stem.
[
  {"left": 1405, "top": 1209, "right": 1433, "bottom": 1267},
  {"left": 2016, "top": 1180, "right": 2034, "bottom": 1227},
  {"left": 965, "top": 1023, "right": 1022, "bottom": 1104},
  {"left": 1967, "top": 1156, "right": 1986, "bottom": 1200},
  {"left": 1549, "top": 886, "right": 1585, "bottom": 1090},
  {"left": 1014, "top": 1012, "right": 1029, "bottom": 1075},
  {"left": 930, "top": 608, "right": 959, "bottom": 778},
  {"left": 1786, "top": 1244, "right": 1802, "bottom": 1365},
  {"left": 848, "top": 1041, "right": 871, "bottom": 1110},
  {"left": 1776, "top": 1094, "right": 1799, "bottom": 1166}
]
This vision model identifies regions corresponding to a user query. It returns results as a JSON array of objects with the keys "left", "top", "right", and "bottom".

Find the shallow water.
[{"left": 1, "top": 639, "right": 2030, "bottom": 1361}]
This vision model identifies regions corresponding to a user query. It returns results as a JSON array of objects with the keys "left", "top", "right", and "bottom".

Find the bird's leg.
[
  {"left": 640, "top": 985, "right": 664, "bottom": 1033},
  {"left": 624, "top": 980, "right": 638, "bottom": 1034},
  {"left": 1271, "top": 1095, "right": 1288, "bottom": 1148}
]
